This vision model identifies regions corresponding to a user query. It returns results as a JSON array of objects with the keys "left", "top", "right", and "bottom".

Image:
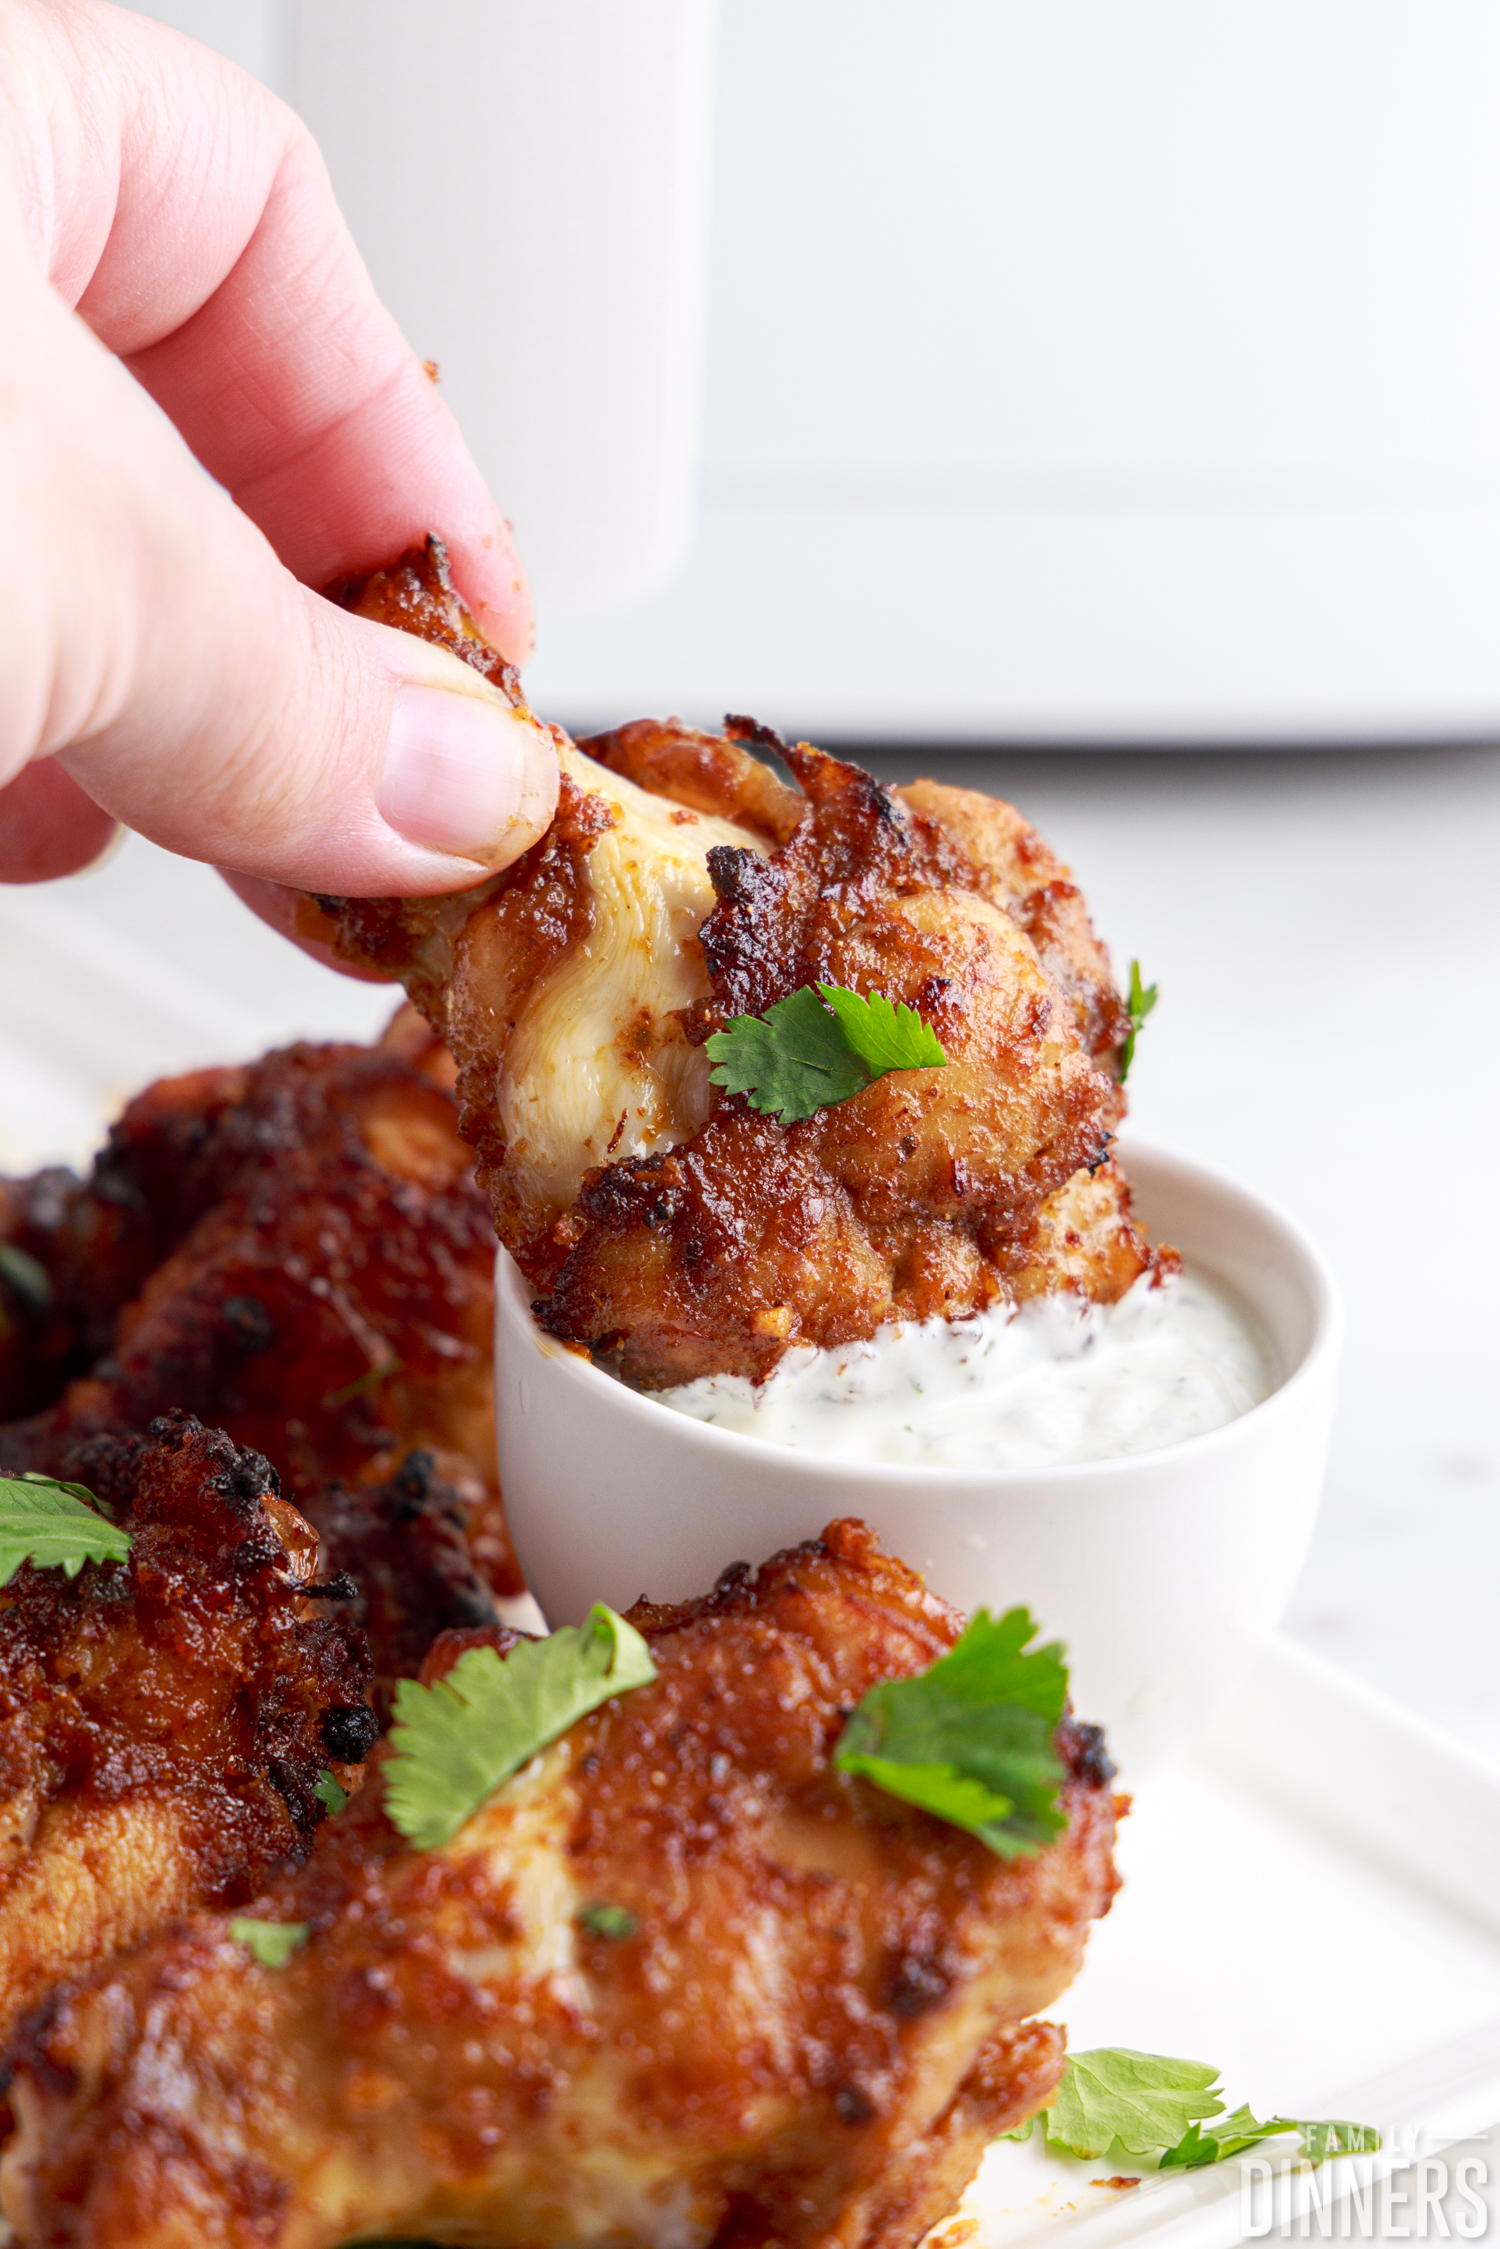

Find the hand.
[{"left": 0, "top": 0, "right": 558, "bottom": 919}]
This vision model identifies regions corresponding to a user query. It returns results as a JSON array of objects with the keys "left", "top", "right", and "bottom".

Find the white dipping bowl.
[{"left": 496, "top": 1143, "right": 1340, "bottom": 1780}]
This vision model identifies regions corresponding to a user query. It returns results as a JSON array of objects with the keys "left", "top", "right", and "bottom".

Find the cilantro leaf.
[
  {"left": 816, "top": 985, "right": 947, "bottom": 1076},
  {"left": 385, "top": 1606, "right": 657, "bottom": 1852},
  {"left": 707, "top": 986, "right": 870, "bottom": 1119},
  {"left": 0, "top": 1474, "right": 132, "bottom": 1586},
  {"left": 1013, "top": 2056, "right": 1382, "bottom": 2170},
  {"left": 1159, "top": 2107, "right": 1293, "bottom": 2169},
  {"left": 0, "top": 1242, "right": 52, "bottom": 1309},
  {"left": 705, "top": 983, "right": 946, "bottom": 1125},
  {"left": 834, "top": 1608, "right": 1069, "bottom": 1858},
  {"left": 579, "top": 1901, "right": 639, "bottom": 1940},
  {"left": 230, "top": 1918, "right": 309, "bottom": 1968},
  {"left": 1158, "top": 2108, "right": 1382, "bottom": 2170},
  {"left": 1157, "top": 2121, "right": 1224, "bottom": 2170},
  {"left": 314, "top": 1770, "right": 348, "bottom": 1817},
  {"left": 1118, "top": 960, "right": 1159, "bottom": 1083},
  {"left": 1043, "top": 2049, "right": 1225, "bottom": 2160},
  {"left": 1297, "top": 2120, "right": 1382, "bottom": 2165},
  {"left": 322, "top": 1355, "right": 403, "bottom": 1411}
]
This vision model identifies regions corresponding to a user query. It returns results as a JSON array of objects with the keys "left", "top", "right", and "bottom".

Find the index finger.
[{"left": 12, "top": 0, "right": 531, "bottom": 659}]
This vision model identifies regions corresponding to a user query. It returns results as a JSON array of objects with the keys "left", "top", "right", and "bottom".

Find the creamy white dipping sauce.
[{"left": 650, "top": 1268, "right": 1276, "bottom": 1469}]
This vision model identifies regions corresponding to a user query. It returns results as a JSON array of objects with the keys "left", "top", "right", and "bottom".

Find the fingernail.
[{"left": 379, "top": 683, "right": 555, "bottom": 862}]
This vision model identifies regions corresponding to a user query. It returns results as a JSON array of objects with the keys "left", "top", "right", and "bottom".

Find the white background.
[{"left": 133, "top": 0, "right": 1500, "bottom": 738}]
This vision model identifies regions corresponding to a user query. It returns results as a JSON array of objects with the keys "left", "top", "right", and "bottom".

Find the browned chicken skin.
[
  {"left": 0, "top": 547, "right": 1137, "bottom": 2240},
  {"left": 0, "top": 1017, "right": 520, "bottom": 1593},
  {"left": 299, "top": 1449, "right": 504, "bottom": 1725},
  {"left": 313, "top": 543, "right": 1167, "bottom": 1389},
  {"left": 1, "top": 1521, "right": 1122, "bottom": 2249},
  {"left": 531, "top": 732, "right": 1151, "bottom": 1384},
  {"left": 0, "top": 1412, "right": 371, "bottom": 2054}
]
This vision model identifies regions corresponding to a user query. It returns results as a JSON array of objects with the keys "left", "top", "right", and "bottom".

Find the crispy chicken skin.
[
  {"left": 299, "top": 1449, "right": 503, "bottom": 1725},
  {"left": 1, "top": 1521, "right": 1121, "bottom": 2249},
  {"left": 312, "top": 544, "right": 1165, "bottom": 1389},
  {"left": 0, "top": 1020, "right": 520, "bottom": 1593},
  {"left": 530, "top": 738, "right": 1151, "bottom": 1385},
  {"left": 0, "top": 1412, "right": 372, "bottom": 2051},
  {"left": 0, "top": 1030, "right": 468, "bottom": 1415}
]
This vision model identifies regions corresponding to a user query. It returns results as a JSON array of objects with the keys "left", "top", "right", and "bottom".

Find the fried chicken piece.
[
  {"left": 299, "top": 1450, "right": 502, "bottom": 1724},
  {"left": 532, "top": 737, "right": 1157, "bottom": 1384},
  {"left": 0, "top": 1080, "right": 246, "bottom": 1423},
  {"left": 1, "top": 1520, "right": 1121, "bottom": 2249},
  {"left": 0, "top": 1227, "right": 70, "bottom": 1427},
  {"left": 893, "top": 778, "right": 1126, "bottom": 1070},
  {"left": 326, "top": 534, "right": 530, "bottom": 702},
  {"left": 310, "top": 544, "right": 1163, "bottom": 1388},
  {"left": 0, "top": 1022, "right": 520, "bottom": 1593},
  {"left": 0, "top": 1019, "right": 428, "bottom": 1403},
  {"left": 314, "top": 726, "right": 773, "bottom": 1251},
  {"left": 583, "top": 712, "right": 807, "bottom": 846},
  {"left": 0, "top": 1412, "right": 373, "bottom": 2053}
]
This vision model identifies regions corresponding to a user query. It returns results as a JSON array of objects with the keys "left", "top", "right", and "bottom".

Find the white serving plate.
[{"left": 952, "top": 1631, "right": 1500, "bottom": 2246}]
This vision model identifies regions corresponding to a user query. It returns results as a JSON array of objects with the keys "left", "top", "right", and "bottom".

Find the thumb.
[{"left": 3, "top": 213, "right": 558, "bottom": 896}]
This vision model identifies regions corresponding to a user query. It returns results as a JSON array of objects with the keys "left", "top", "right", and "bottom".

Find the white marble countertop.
[{"left": 3, "top": 742, "right": 1496, "bottom": 1762}]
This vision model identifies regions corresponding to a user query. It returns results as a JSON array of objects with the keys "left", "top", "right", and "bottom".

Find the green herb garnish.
[
  {"left": 1294, "top": 2120, "right": 1384, "bottom": 2166},
  {"left": 385, "top": 1607, "right": 657, "bottom": 1852},
  {"left": 0, "top": 1243, "right": 52, "bottom": 1308},
  {"left": 579, "top": 1901, "right": 639, "bottom": 1940},
  {"left": 1159, "top": 2107, "right": 1293, "bottom": 2169},
  {"left": 1156, "top": 2104, "right": 1380, "bottom": 2170},
  {"left": 230, "top": 1917, "right": 310, "bottom": 1969},
  {"left": 1118, "top": 960, "right": 1158, "bottom": 1083},
  {"left": 0, "top": 1474, "right": 132, "bottom": 1586},
  {"left": 1007, "top": 2050, "right": 1381, "bottom": 2170},
  {"left": 322, "top": 1356, "right": 403, "bottom": 1411},
  {"left": 706, "top": 983, "right": 947, "bottom": 1125},
  {"left": 834, "top": 1608, "right": 1068, "bottom": 1859},
  {"left": 1017, "top": 2049, "right": 1224, "bottom": 2159},
  {"left": 313, "top": 1770, "right": 348, "bottom": 1817}
]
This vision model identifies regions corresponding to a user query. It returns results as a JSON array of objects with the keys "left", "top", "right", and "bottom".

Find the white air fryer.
[{"left": 170, "top": 2, "right": 1500, "bottom": 741}]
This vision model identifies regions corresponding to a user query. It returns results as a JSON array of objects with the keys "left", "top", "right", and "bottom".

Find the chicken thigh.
[
  {"left": 0, "top": 1019, "right": 517, "bottom": 1592},
  {"left": 314, "top": 544, "right": 1165, "bottom": 1388},
  {"left": 0, "top": 1413, "right": 370, "bottom": 2052},
  {"left": 2, "top": 1520, "right": 1121, "bottom": 2249}
]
